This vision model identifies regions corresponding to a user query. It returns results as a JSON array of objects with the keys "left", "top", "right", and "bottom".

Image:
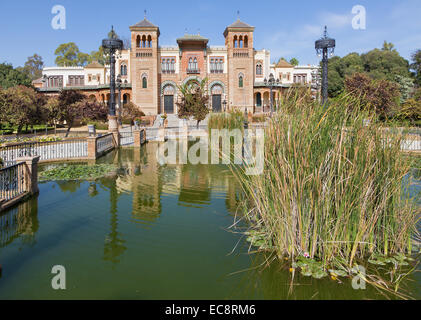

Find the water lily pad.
[{"left": 329, "top": 269, "right": 348, "bottom": 277}]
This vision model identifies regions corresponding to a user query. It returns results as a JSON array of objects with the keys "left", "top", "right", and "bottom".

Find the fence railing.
[
  {"left": 0, "top": 162, "right": 28, "bottom": 202},
  {"left": 96, "top": 134, "right": 114, "bottom": 154},
  {"left": 0, "top": 139, "right": 88, "bottom": 164},
  {"left": 120, "top": 131, "right": 134, "bottom": 146}
]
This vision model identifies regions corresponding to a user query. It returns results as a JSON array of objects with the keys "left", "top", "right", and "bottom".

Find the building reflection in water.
[
  {"left": 0, "top": 197, "right": 39, "bottom": 253},
  {"left": 0, "top": 143, "right": 244, "bottom": 270}
]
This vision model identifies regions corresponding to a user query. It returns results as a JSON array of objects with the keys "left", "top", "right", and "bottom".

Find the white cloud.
[{"left": 319, "top": 12, "right": 352, "bottom": 29}]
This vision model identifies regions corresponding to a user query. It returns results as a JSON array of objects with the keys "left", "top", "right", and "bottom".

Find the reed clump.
[
  {"left": 236, "top": 88, "right": 420, "bottom": 288},
  {"left": 208, "top": 109, "right": 245, "bottom": 133}
]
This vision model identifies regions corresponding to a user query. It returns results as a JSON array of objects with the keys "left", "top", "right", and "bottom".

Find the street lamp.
[
  {"left": 116, "top": 74, "right": 122, "bottom": 126},
  {"left": 264, "top": 73, "right": 279, "bottom": 116},
  {"left": 315, "top": 26, "right": 335, "bottom": 106},
  {"left": 102, "top": 26, "right": 123, "bottom": 133}
]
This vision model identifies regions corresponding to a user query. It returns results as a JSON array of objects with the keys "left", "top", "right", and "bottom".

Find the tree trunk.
[
  {"left": 65, "top": 122, "right": 72, "bottom": 138},
  {"left": 196, "top": 120, "right": 200, "bottom": 129}
]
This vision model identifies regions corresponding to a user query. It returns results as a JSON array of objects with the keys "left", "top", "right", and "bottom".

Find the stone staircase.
[{"left": 153, "top": 114, "right": 210, "bottom": 128}]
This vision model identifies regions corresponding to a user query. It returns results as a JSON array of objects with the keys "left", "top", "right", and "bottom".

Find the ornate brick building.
[{"left": 37, "top": 17, "right": 319, "bottom": 116}]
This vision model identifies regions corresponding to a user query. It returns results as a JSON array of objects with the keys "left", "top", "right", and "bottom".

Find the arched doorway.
[
  {"left": 163, "top": 84, "right": 175, "bottom": 114},
  {"left": 255, "top": 92, "right": 262, "bottom": 107},
  {"left": 211, "top": 84, "right": 223, "bottom": 112},
  {"left": 123, "top": 93, "right": 130, "bottom": 105}
]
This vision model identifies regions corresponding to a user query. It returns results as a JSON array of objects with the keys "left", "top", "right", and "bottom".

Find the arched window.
[
  {"left": 120, "top": 64, "right": 127, "bottom": 76},
  {"left": 244, "top": 35, "right": 248, "bottom": 48},
  {"left": 256, "top": 63, "right": 262, "bottom": 76},
  {"left": 239, "top": 35, "right": 243, "bottom": 48},
  {"left": 171, "top": 59, "right": 175, "bottom": 72},
  {"left": 239, "top": 75, "right": 244, "bottom": 88},
  {"left": 188, "top": 58, "right": 193, "bottom": 70},
  {"left": 147, "top": 35, "right": 152, "bottom": 48},
  {"left": 219, "top": 59, "right": 223, "bottom": 72},
  {"left": 142, "top": 35, "right": 146, "bottom": 48},
  {"left": 136, "top": 35, "right": 141, "bottom": 48},
  {"left": 142, "top": 75, "right": 147, "bottom": 88},
  {"left": 193, "top": 58, "right": 197, "bottom": 70},
  {"left": 233, "top": 35, "right": 238, "bottom": 48}
]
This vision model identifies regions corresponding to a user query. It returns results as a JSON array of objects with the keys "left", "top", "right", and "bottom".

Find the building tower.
[
  {"left": 224, "top": 19, "right": 255, "bottom": 112},
  {"left": 129, "top": 17, "right": 160, "bottom": 115}
]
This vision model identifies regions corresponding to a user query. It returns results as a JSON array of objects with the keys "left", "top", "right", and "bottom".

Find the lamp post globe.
[
  {"left": 315, "top": 26, "right": 335, "bottom": 106},
  {"left": 102, "top": 26, "right": 123, "bottom": 133}
]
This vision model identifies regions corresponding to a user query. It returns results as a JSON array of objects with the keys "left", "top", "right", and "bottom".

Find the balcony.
[
  {"left": 186, "top": 68, "right": 200, "bottom": 74},
  {"left": 135, "top": 48, "right": 153, "bottom": 58},
  {"left": 233, "top": 49, "right": 249, "bottom": 58},
  {"left": 210, "top": 69, "right": 223, "bottom": 74},
  {"left": 162, "top": 70, "right": 176, "bottom": 75}
]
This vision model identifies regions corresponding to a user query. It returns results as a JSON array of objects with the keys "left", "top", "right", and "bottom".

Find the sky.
[{"left": 0, "top": 0, "right": 420, "bottom": 68}]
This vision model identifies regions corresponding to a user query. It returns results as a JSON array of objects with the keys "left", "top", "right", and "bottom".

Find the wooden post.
[{"left": 16, "top": 156, "right": 40, "bottom": 195}]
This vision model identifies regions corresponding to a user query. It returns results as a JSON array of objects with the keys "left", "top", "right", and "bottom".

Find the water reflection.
[
  {"left": 3, "top": 142, "right": 417, "bottom": 299},
  {"left": 0, "top": 197, "right": 39, "bottom": 252}
]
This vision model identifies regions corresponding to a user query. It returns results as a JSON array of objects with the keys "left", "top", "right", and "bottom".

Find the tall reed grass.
[
  {"left": 208, "top": 109, "right": 245, "bottom": 133},
  {"left": 237, "top": 88, "right": 420, "bottom": 270}
]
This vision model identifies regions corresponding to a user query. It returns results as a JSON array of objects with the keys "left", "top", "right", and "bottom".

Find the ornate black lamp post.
[
  {"left": 264, "top": 73, "right": 279, "bottom": 116},
  {"left": 102, "top": 26, "right": 123, "bottom": 133},
  {"left": 315, "top": 26, "right": 335, "bottom": 106},
  {"left": 222, "top": 99, "right": 227, "bottom": 113},
  {"left": 116, "top": 74, "right": 122, "bottom": 125}
]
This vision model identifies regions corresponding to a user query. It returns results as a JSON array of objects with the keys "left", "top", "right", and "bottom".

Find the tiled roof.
[
  {"left": 85, "top": 61, "right": 104, "bottom": 68},
  {"left": 176, "top": 34, "right": 209, "bottom": 42},
  {"left": 275, "top": 59, "right": 293, "bottom": 68},
  {"left": 227, "top": 19, "right": 253, "bottom": 28},
  {"left": 131, "top": 18, "right": 158, "bottom": 28}
]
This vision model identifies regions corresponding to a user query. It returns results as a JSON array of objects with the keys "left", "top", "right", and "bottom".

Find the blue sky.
[{"left": 1, "top": 0, "right": 420, "bottom": 67}]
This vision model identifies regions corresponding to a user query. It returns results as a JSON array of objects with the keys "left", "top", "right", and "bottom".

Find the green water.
[{"left": 0, "top": 143, "right": 420, "bottom": 299}]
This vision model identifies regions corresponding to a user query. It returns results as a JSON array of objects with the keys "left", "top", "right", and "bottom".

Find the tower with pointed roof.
[
  {"left": 224, "top": 18, "right": 255, "bottom": 112},
  {"left": 129, "top": 16, "right": 160, "bottom": 115}
]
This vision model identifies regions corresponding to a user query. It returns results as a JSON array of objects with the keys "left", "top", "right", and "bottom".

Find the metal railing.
[
  {"left": 186, "top": 68, "right": 200, "bottom": 74},
  {"left": 96, "top": 134, "right": 114, "bottom": 153},
  {"left": 0, "top": 162, "right": 28, "bottom": 202},
  {"left": 0, "top": 139, "right": 88, "bottom": 164},
  {"left": 120, "top": 131, "right": 134, "bottom": 146}
]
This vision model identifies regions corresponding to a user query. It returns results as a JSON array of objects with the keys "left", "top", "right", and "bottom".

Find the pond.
[{"left": 0, "top": 143, "right": 420, "bottom": 299}]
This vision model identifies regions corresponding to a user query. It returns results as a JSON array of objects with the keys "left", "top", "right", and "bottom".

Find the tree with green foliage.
[
  {"left": 382, "top": 41, "right": 397, "bottom": 52},
  {"left": 0, "top": 86, "right": 47, "bottom": 133},
  {"left": 90, "top": 46, "right": 109, "bottom": 66},
  {"left": 410, "top": 49, "right": 421, "bottom": 86},
  {"left": 55, "top": 42, "right": 92, "bottom": 67},
  {"left": 327, "top": 45, "right": 411, "bottom": 97},
  {"left": 22, "top": 54, "right": 44, "bottom": 80},
  {"left": 289, "top": 58, "right": 299, "bottom": 66},
  {"left": 177, "top": 78, "right": 210, "bottom": 128},
  {"left": 0, "top": 63, "right": 32, "bottom": 88}
]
